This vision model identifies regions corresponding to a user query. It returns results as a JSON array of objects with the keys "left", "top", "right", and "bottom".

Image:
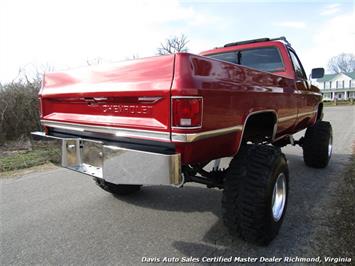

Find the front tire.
[
  {"left": 222, "top": 144, "right": 289, "bottom": 246},
  {"left": 94, "top": 178, "right": 142, "bottom": 195},
  {"left": 302, "top": 121, "right": 333, "bottom": 168}
]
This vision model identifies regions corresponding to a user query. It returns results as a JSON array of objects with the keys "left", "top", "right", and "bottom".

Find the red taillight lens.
[{"left": 172, "top": 97, "right": 202, "bottom": 128}]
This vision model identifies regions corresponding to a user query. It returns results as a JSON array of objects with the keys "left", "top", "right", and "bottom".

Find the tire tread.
[
  {"left": 222, "top": 144, "right": 288, "bottom": 245},
  {"left": 303, "top": 121, "right": 332, "bottom": 168}
]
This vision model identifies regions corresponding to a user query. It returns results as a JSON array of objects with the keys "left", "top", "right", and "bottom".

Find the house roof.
[
  {"left": 346, "top": 71, "right": 355, "bottom": 79},
  {"left": 317, "top": 73, "right": 338, "bottom": 82},
  {"left": 317, "top": 71, "right": 355, "bottom": 82}
]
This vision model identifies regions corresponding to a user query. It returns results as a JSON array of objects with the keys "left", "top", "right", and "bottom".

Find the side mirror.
[{"left": 311, "top": 68, "right": 324, "bottom": 79}]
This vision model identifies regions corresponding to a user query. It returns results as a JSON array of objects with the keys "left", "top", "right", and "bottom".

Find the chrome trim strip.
[
  {"left": 278, "top": 110, "right": 317, "bottom": 123},
  {"left": 172, "top": 125, "right": 243, "bottom": 142},
  {"left": 41, "top": 110, "right": 317, "bottom": 144},
  {"left": 138, "top": 96, "right": 162, "bottom": 103},
  {"left": 299, "top": 110, "right": 318, "bottom": 116},
  {"left": 294, "top": 90, "right": 321, "bottom": 96},
  {"left": 278, "top": 114, "right": 298, "bottom": 123},
  {"left": 171, "top": 96, "right": 203, "bottom": 99},
  {"left": 174, "top": 110, "right": 277, "bottom": 143},
  {"left": 41, "top": 120, "right": 171, "bottom": 141}
]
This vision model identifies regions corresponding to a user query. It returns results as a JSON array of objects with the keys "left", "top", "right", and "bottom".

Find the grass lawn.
[
  {"left": 323, "top": 100, "right": 355, "bottom": 107},
  {"left": 0, "top": 146, "right": 60, "bottom": 172}
]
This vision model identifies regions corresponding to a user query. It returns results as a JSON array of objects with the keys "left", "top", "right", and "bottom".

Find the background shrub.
[{"left": 0, "top": 79, "right": 41, "bottom": 145}]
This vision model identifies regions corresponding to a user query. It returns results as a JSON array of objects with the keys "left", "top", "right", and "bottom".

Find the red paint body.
[{"left": 40, "top": 40, "right": 322, "bottom": 165}]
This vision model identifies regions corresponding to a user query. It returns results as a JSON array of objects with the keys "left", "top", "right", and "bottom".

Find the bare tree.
[
  {"left": 327, "top": 53, "right": 355, "bottom": 73},
  {"left": 0, "top": 76, "right": 41, "bottom": 143},
  {"left": 157, "top": 34, "right": 189, "bottom": 55},
  {"left": 0, "top": 64, "right": 56, "bottom": 143},
  {"left": 13, "top": 64, "right": 54, "bottom": 89},
  {"left": 86, "top": 57, "right": 103, "bottom": 66},
  {"left": 125, "top": 54, "right": 140, "bottom": 60}
]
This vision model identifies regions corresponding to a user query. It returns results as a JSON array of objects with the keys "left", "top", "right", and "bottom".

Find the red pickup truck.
[{"left": 32, "top": 37, "right": 333, "bottom": 245}]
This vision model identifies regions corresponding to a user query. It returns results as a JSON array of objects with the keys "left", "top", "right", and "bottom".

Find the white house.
[{"left": 313, "top": 71, "right": 355, "bottom": 101}]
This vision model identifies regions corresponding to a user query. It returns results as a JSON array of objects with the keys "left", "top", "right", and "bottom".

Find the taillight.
[{"left": 172, "top": 97, "right": 203, "bottom": 128}]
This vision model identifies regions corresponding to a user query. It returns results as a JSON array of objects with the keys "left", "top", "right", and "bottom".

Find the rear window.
[{"left": 206, "top": 47, "right": 284, "bottom": 73}]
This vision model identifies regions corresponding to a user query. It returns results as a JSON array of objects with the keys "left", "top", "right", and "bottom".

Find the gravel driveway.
[{"left": 1, "top": 106, "right": 354, "bottom": 265}]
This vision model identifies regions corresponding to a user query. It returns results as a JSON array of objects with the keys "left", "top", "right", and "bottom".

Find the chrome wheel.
[
  {"left": 272, "top": 173, "right": 287, "bottom": 222},
  {"left": 328, "top": 134, "right": 333, "bottom": 158}
]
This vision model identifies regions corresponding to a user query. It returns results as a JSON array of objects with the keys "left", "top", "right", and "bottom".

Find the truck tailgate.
[{"left": 40, "top": 55, "right": 175, "bottom": 140}]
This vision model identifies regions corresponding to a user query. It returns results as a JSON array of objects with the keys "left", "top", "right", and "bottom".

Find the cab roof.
[{"left": 200, "top": 36, "right": 291, "bottom": 56}]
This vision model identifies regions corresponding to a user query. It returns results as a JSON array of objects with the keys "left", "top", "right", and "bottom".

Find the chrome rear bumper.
[{"left": 31, "top": 132, "right": 182, "bottom": 186}]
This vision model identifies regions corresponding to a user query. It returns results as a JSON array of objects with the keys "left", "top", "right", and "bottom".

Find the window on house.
[
  {"left": 337, "top": 80, "right": 344, "bottom": 89},
  {"left": 325, "top": 81, "right": 330, "bottom": 89},
  {"left": 351, "top": 80, "right": 355, "bottom": 88},
  {"left": 344, "top": 80, "right": 349, "bottom": 88},
  {"left": 323, "top": 93, "right": 331, "bottom": 99}
]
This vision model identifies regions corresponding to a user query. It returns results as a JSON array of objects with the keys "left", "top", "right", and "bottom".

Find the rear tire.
[
  {"left": 222, "top": 144, "right": 289, "bottom": 246},
  {"left": 94, "top": 178, "right": 142, "bottom": 195},
  {"left": 302, "top": 121, "right": 333, "bottom": 168}
]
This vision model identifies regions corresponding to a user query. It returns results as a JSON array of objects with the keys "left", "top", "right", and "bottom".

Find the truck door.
[{"left": 288, "top": 49, "right": 314, "bottom": 123}]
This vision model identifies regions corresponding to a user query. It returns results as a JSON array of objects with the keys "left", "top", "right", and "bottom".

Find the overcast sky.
[{"left": 1, "top": 0, "right": 354, "bottom": 83}]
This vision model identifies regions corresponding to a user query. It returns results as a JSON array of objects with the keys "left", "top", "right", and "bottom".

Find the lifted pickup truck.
[{"left": 32, "top": 37, "right": 333, "bottom": 245}]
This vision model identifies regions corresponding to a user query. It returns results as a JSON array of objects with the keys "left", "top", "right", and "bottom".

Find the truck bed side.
[{"left": 171, "top": 53, "right": 320, "bottom": 164}]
